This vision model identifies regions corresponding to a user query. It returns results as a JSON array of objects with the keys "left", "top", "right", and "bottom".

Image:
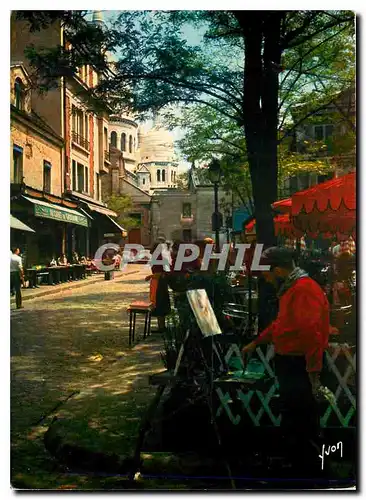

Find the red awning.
[
  {"left": 272, "top": 198, "right": 292, "bottom": 213},
  {"left": 291, "top": 172, "right": 356, "bottom": 238},
  {"left": 245, "top": 213, "right": 303, "bottom": 238},
  {"left": 292, "top": 172, "right": 356, "bottom": 215}
]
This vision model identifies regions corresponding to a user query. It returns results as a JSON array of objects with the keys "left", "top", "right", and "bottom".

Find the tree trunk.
[
  {"left": 236, "top": 11, "right": 285, "bottom": 329},
  {"left": 237, "top": 11, "right": 284, "bottom": 248}
]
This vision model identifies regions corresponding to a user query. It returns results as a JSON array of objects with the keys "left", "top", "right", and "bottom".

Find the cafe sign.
[{"left": 34, "top": 204, "right": 89, "bottom": 227}]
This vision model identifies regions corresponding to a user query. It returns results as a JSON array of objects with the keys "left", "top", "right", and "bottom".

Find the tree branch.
[
  {"left": 112, "top": 71, "right": 244, "bottom": 116},
  {"left": 279, "top": 23, "right": 351, "bottom": 91},
  {"left": 278, "top": 95, "right": 341, "bottom": 143},
  {"left": 283, "top": 15, "right": 354, "bottom": 49}
]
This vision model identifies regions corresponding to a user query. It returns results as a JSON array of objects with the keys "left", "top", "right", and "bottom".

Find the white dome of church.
[{"left": 139, "top": 126, "right": 177, "bottom": 163}]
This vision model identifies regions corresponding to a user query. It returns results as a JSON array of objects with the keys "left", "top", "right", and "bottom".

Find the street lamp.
[{"left": 208, "top": 158, "right": 223, "bottom": 252}]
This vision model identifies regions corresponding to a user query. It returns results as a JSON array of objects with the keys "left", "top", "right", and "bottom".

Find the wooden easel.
[{"left": 129, "top": 324, "right": 235, "bottom": 487}]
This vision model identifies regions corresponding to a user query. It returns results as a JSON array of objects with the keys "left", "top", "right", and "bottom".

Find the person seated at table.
[
  {"left": 71, "top": 251, "right": 80, "bottom": 264},
  {"left": 79, "top": 255, "right": 87, "bottom": 265},
  {"left": 49, "top": 255, "right": 57, "bottom": 267},
  {"left": 57, "top": 254, "right": 68, "bottom": 266}
]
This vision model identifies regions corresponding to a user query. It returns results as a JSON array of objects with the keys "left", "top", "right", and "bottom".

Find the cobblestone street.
[{"left": 11, "top": 265, "right": 167, "bottom": 489}]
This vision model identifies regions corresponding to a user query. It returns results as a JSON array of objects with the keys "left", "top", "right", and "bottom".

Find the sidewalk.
[{"left": 10, "top": 266, "right": 142, "bottom": 304}]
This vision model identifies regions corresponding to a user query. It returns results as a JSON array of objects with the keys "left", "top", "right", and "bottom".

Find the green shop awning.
[
  {"left": 23, "top": 196, "right": 88, "bottom": 228},
  {"left": 10, "top": 214, "right": 35, "bottom": 233}
]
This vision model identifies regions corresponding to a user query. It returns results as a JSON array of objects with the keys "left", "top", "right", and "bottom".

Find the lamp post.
[{"left": 208, "top": 159, "right": 222, "bottom": 253}]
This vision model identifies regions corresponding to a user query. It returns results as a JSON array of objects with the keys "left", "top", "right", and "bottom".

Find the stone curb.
[{"left": 10, "top": 268, "right": 141, "bottom": 303}]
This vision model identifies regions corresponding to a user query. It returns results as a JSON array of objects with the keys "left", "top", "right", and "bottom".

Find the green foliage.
[
  {"left": 16, "top": 10, "right": 355, "bottom": 243},
  {"left": 175, "top": 171, "right": 189, "bottom": 189},
  {"left": 103, "top": 193, "right": 140, "bottom": 229}
]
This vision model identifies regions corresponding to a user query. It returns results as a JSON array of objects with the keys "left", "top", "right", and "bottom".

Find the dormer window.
[{"left": 14, "top": 78, "right": 25, "bottom": 111}]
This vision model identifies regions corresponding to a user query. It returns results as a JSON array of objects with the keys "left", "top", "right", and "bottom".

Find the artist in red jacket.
[{"left": 242, "top": 246, "right": 330, "bottom": 477}]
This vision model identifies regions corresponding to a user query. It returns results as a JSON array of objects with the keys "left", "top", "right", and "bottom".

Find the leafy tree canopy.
[{"left": 103, "top": 193, "right": 140, "bottom": 229}]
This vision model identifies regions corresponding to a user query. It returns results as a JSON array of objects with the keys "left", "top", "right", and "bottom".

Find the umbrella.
[{"left": 291, "top": 172, "right": 356, "bottom": 238}]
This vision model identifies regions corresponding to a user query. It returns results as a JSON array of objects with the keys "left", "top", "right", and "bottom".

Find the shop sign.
[{"left": 34, "top": 204, "right": 88, "bottom": 227}]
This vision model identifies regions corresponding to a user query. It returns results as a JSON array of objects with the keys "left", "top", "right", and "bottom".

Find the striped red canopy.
[
  {"left": 272, "top": 198, "right": 292, "bottom": 213},
  {"left": 245, "top": 213, "right": 302, "bottom": 238},
  {"left": 291, "top": 172, "right": 356, "bottom": 238}
]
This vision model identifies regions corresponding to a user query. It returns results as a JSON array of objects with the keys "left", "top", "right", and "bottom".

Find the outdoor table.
[
  {"left": 25, "top": 267, "right": 49, "bottom": 288},
  {"left": 26, "top": 264, "right": 87, "bottom": 287},
  {"left": 47, "top": 266, "right": 62, "bottom": 285}
]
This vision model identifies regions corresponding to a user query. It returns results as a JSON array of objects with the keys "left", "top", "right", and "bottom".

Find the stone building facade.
[
  {"left": 150, "top": 166, "right": 231, "bottom": 245},
  {"left": 10, "top": 11, "right": 122, "bottom": 263}
]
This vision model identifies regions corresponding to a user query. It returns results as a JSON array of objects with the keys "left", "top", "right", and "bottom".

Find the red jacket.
[{"left": 253, "top": 277, "right": 330, "bottom": 372}]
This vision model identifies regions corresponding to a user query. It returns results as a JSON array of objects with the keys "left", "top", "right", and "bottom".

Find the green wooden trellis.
[{"left": 215, "top": 343, "right": 356, "bottom": 429}]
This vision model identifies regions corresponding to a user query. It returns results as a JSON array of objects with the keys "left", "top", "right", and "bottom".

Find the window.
[
  {"left": 325, "top": 125, "right": 334, "bottom": 139},
  {"left": 43, "top": 161, "right": 51, "bottom": 193},
  {"left": 72, "top": 160, "right": 77, "bottom": 190},
  {"left": 157, "top": 169, "right": 161, "bottom": 182},
  {"left": 14, "top": 78, "right": 24, "bottom": 110},
  {"left": 162, "top": 170, "right": 166, "bottom": 182},
  {"left": 84, "top": 166, "right": 89, "bottom": 193},
  {"left": 77, "top": 163, "right": 84, "bottom": 193},
  {"left": 121, "top": 133, "right": 126, "bottom": 152},
  {"left": 314, "top": 124, "right": 334, "bottom": 141},
  {"left": 314, "top": 125, "right": 324, "bottom": 141},
  {"left": 71, "top": 105, "right": 77, "bottom": 133},
  {"left": 129, "top": 213, "right": 142, "bottom": 225},
  {"left": 182, "top": 229, "right": 192, "bottom": 242},
  {"left": 129, "top": 135, "right": 133, "bottom": 153},
  {"left": 182, "top": 203, "right": 192, "bottom": 218},
  {"left": 142, "top": 178, "right": 146, "bottom": 185},
  {"left": 13, "top": 145, "right": 23, "bottom": 183},
  {"left": 84, "top": 114, "right": 89, "bottom": 140},
  {"left": 96, "top": 173, "right": 100, "bottom": 200},
  {"left": 111, "top": 131, "right": 117, "bottom": 147},
  {"left": 77, "top": 109, "right": 84, "bottom": 137},
  {"left": 104, "top": 127, "right": 108, "bottom": 150}
]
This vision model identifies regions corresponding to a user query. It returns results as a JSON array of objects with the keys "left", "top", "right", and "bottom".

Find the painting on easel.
[{"left": 186, "top": 289, "right": 222, "bottom": 337}]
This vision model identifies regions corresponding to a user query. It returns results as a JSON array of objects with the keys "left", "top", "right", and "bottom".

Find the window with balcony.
[
  {"left": 13, "top": 145, "right": 23, "bottom": 183},
  {"left": 121, "top": 133, "right": 126, "bottom": 152},
  {"left": 71, "top": 106, "right": 90, "bottom": 150},
  {"left": 43, "top": 161, "right": 51, "bottom": 193},
  {"left": 111, "top": 131, "right": 117, "bottom": 147},
  {"left": 182, "top": 203, "right": 192, "bottom": 218}
]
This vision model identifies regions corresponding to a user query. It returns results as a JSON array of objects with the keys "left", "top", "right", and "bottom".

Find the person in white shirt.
[{"left": 10, "top": 247, "right": 24, "bottom": 309}]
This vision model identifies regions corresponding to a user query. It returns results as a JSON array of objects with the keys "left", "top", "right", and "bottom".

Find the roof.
[{"left": 189, "top": 166, "right": 213, "bottom": 188}]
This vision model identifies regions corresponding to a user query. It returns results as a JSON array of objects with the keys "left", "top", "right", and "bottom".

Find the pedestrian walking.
[
  {"left": 242, "top": 246, "right": 330, "bottom": 477},
  {"left": 10, "top": 247, "right": 24, "bottom": 309}
]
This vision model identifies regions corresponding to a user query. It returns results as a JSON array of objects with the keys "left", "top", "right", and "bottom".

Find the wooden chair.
[{"left": 127, "top": 301, "right": 153, "bottom": 346}]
